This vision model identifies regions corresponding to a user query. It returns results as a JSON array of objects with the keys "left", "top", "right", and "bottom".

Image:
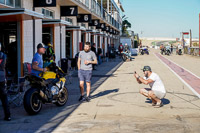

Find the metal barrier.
[
  {"left": 75, "top": 0, "right": 118, "bottom": 28},
  {"left": 184, "top": 47, "right": 199, "bottom": 56}
]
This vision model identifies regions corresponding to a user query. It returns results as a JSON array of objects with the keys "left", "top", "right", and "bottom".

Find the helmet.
[{"left": 48, "top": 43, "right": 53, "bottom": 47}]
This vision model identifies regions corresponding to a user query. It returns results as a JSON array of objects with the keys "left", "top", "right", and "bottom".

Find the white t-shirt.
[
  {"left": 178, "top": 45, "right": 182, "bottom": 49},
  {"left": 144, "top": 72, "right": 166, "bottom": 93}
]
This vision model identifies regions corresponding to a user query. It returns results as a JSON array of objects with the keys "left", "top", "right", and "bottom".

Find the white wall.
[
  {"left": 23, "top": 20, "right": 33, "bottom": 63},
  {"left": 61, "top": 26, "right": 66, "bottom": 58},
  {"left": 22, "top": 0, "right": 33, "bottom": 10},
  {"left": 35, "top": 19, "right": 42, "bottom": 53},
  {"left": 54, "top": 26, "right": 60, "bottom": 64},
  {"left": 105, "top": 37, "right": 108, "bottom": 54},
  {"left": 100, "top": 35, "right": 103, "bottom": 48}
]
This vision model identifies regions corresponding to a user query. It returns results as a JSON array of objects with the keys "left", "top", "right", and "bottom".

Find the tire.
[
  {"left": 56, "top": 87, "right": 68, "bottom": 106},
  {"left": 122, "top": 54, "right": 127, "bottom": 62},
  {"left": 141, "top": 51, "right": 144, "bottom": 55},
  {"left": 23, "top": 88, "right": 42, "bottom": 115},
  {"left": 147, "top": 51, "right": 149, "bottom": 55}
]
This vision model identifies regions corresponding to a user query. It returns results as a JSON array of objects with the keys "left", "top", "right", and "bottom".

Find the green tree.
[{"left": 122, "top": 20, "right": 131, "bottom": 36}]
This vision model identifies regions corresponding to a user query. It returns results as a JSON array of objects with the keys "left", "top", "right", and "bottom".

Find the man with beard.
[
  {"left": 134, "top": 66, "right": 166, "bottom": 107},
  {"left": 77, "top": 42, "right": 97, "bottom": 102}
]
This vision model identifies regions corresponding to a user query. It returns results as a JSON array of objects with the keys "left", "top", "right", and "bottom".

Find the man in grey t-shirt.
[{"left": 77, "top": 42, "right": 97, "bottom": 102}]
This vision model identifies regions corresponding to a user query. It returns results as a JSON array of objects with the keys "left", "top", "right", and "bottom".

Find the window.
[
  {"left": 0, "top": 0, "right": 5, "bottom": 4},
  {"left": 6, "top": 0, "right": 14, "bottom": 7},
  {"left": 81, "top": 23, "right": 86, "bottom": 28},
  {"left": 65, "top": 18, "right": 73, "bottom": 24},
  {"left": 15, "top": 0, "right": 21, "bottom": 8},
  {"left": 42, "top": 8, "right": 54, "bottom": 19},
  {"left": 0, "top": 0, "right": 21, "bottom": 7}
]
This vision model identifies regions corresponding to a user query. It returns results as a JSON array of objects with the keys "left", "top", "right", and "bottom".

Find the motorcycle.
[
  {"left": 160, "top": 48, "right": 165, "bottom": 55},
  {"left": 121, "top": 51, "right": 134, "bottom": 61},
  {"left": 177, "top": 49, "right": 182, "bottom": 55},
  {"left": 140, "top": 47, "right": 149, "bottom": 55},
  {"left": 165, "top": 49, "right": 171, "bottom": 56},
  {"left": 23, "top": 63, "right": 68, "bottom": 115}
]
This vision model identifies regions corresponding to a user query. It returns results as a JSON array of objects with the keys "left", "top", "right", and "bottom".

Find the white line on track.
[{"left": 154, "top": 53, "right": 200, "bottom": 98}]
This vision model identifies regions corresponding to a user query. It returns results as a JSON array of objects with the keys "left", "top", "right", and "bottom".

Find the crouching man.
[{"left": 134, "top": 66, "right": 166, "bottom": 107}]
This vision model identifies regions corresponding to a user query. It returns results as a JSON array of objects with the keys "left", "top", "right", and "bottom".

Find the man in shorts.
[
  {"left": 134, "top": 66, "right": 166, "bottom": 107},
  {"left": 77, "top": 42, "right": 97, "bottom": 102}
]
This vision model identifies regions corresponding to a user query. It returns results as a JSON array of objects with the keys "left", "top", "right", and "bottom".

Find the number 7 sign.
[{"left": 60, "top": 6, "right": 78, "bottom": 16}]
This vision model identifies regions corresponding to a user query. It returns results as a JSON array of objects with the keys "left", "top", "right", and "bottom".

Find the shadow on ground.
[
  {"left": 0, "top": 59, "right": 123, "bottom": 133},
  {"left": 145, "top": 98, "right": 170, "bottom": 105},
  {"left": 91, "top": 89, "right": 119, "bottom": 99}
]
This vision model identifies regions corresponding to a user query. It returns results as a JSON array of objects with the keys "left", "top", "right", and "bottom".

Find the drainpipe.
[
  {"left": 33, "top": 7, "right": 35, "bottom": 56},
  {"left": 199, "top": 14, "right": 200, "bottom": 56}
]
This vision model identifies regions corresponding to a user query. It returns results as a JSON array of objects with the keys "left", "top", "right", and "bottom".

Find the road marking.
[{"left": 154, "top": 53, "right": 200, "bottom": 98}]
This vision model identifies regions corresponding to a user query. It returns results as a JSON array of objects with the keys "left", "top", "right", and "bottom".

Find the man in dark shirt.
[
  {"left": 0, "top": 42, "right": 11, "bottom": 121},
  {"left": 91, "top": 43, "right": 97, "bottom": 70}
]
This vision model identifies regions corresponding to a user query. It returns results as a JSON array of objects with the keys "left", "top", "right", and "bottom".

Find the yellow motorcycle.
[{"left": 23, "top": 63, "right": 68, "bottom": 115}]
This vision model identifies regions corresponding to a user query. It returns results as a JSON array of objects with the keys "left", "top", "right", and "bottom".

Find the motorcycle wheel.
[
  {"left": 122, "top": 54, "right": 127, "bottom": 62},
  {"left": 147, "top": 51, "right": 149, "bottom": 55},
  {"left": 141, "top": 52, "right": 144, "bottom": 55},
  {"left": 24, "top": 88, "right": 42, "bottom": 115},
  {"left": 56, "top": 86, "right": 68, "bottom": 106}
]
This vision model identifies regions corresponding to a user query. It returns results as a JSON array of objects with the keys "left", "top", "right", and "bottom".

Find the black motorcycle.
[
  {"left": 161, "top": 48, "right": 165, "bottom": 55},
  {"left": 165, "top": 49, "right": 171, "bottom": 56},
  {"left": 23, "top": 64, "right": 68, "bottom": 115},
  {"left": 177, "top": 49, "right": 182, "bottom": 55}
]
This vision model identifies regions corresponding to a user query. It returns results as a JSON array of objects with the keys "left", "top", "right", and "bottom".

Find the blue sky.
[{"left": 121, "top": 0, "right": 200, "bottom": 38}]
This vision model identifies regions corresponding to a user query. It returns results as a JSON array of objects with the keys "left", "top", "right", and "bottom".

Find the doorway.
[
  {"left": 66, "top": 31, "right": 72, "bottom": 58},
  {"left": 42, "top": 27, "right": 53, "bottom": 46},
  {"left": 0, "top": 22, "right": 19, "bottom": 80}
]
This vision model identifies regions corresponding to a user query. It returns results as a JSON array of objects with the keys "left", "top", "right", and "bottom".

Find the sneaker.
[
  {"left": 154, "top": 102, "right": 163, "bottom": 108},
  {"left": 85, "top": 96, "right": 91, "bottom": 102},
  {"left": 152, "top": 102, "right": 157, "bottom": 106},
  {"left": 78, "top": 95, "right": 85, "bottom": 102}
]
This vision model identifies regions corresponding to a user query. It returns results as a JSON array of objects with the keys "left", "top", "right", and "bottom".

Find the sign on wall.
[
  {"left": 106, "top": 26, "right": 110, "bottom": 32},
  {"left": 110, "top": 28, "right": 113, "bottom": 34},
  {"left": 77, "top": 14, "right": 92, "bottom": 23},
  {"left": 34, "top": 0, "right": 56, "bottom": 7},
  {"left": 97, "top": 23, "right": 106, "bottom": 31},
  {"left": 89, "top": 19, "right": 100, "bottom": 27},
  {"left": 60, "top": 6, "right": 78, "bottom": 16}
]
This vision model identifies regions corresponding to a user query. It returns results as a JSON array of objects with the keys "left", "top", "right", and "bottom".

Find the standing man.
[
  {"left": 171, "top": 44, "right": 173, "bottom": 54},
  {"left": 0, "top": 43, "right": 11, "bottom": 121},
  {"left": 134, "top": 66, "right": 166, "bottom": 107},
  {"left": 77, "top": 42, "right": 97, "bottom": 102},
  {"left": 91, "top": 43, "right": 97, "bottom": 70},
  {"left": 97, "top": 46, "right": 102, "bottom": 65},
  {"left": 118, "top": 43, "right": 124, "bottom": 54},
  {"left": 32, "top": 43, "right": 47, "bottom": 77}
]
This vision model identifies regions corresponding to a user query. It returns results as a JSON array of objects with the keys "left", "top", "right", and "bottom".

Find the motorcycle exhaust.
[{"left": 39, "top": 90, "right": 48, "bottom": 101}]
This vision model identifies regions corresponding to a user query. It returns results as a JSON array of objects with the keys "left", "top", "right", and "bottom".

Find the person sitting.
[{"left": 134, "top": 66, "right": 166, "bottom": 107}]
